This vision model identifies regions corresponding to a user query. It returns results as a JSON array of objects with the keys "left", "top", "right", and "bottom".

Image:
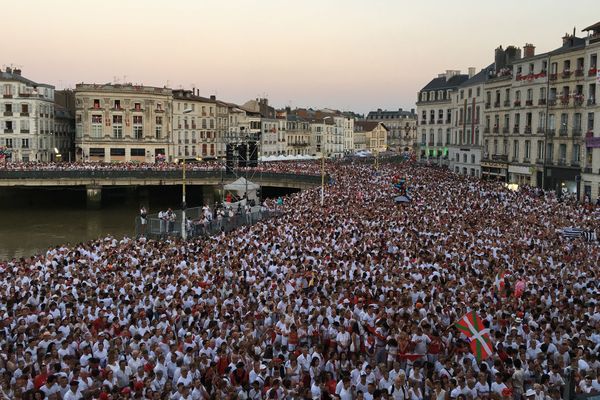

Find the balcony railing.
[
  {"left": 538, "top": 99, "right": 547, "bottom": 106},
  {"left": 588, "top": 99, "right": 596, "bottom": 106},
  {"left": 3, "top": 111, "right": 12, "bottom": 116},
  {"left": 549, "top": 73, "right": 558, "bottom": 81},
  {"left": 493, "top": 127, "right": 499, "bottom": 133},
  {"left": 584, "top": 167, "right": 593, "bottom": 173},
  {"left": 537, "top": 127, "right": 545, "bottom": 134},
  {"left": 513, "top": 126, "right": 521, "bottom": 134},
  {"left": 573, "top": 95, "right": 584, "bottom": 106},
  {"left": 547, "top": 129, "right": 556, "bottom": 136},
  {"left": 523, "top": 158, "right": 530, "bottom": 164},
  {"left": 4, "top": 129, "right": 13, "bottom": 133},
  {"left": 20, "top": 129, "right": 29, "bottom": 133},
  {"left": 502, "top": 127, "right": 510, "bottom": 134},
  {"left": 557, "top": 158, "right": 567, "bottom": 166},
  {"left": 491, "top": 154, "right": 508, "bottom": 161},
  {"left": 514, "top": 100, "right": 522, "bottom": 107},
  {"left": 536, "top": 158, "right": 544, "bottom": 164},
  {"left": 420, "top": 120, "right": 427, "bottom": 125},
  {"left": 548, "top": 99, "right": 557, "bottom": 106},
  {"left": 572, "top": 128, "right": 582, "bottom": 136},
  {"left": 504, "top": 100, "right": 511, "bottom": 107},
  {"left": 2, "top": 94, "right": 12, "bottom": 99},
  {"left": 437, "top": 119, "right": 444, "bottom": 124},
  {"left": 561, "top": 70, "right": 571, "bottom": 79},
  {"left": 587, "top": 130, "right": 594, "bottom": 138},
  {"left": 524, "top": 126, "right": 532, "bottom": 134},
  {"left": 560, "top": 96, "right": 570, "bottom": 105},
  {"left": 575, "top": 69, "right": 584, "bottom": 77},
  {"left": 494, "top": 101, "right": 500, "bottom": 108},
  {"left": 484, "top": 127, "right": 490, "bottom": 133},
  {"left": 485, "top": 103, "right": 491, "bottom": 109},
  {"left": 525, "top": 100, "right": 533, "bottom": 106},
  {"left": 428, "top": 141, "right": 434, "bottom": 146},
  {"left": 589, "top": 67, "right": 598, "bottom": 77},
  {"left": 559, "top": 127, "right": 568, "bottom": 136}
]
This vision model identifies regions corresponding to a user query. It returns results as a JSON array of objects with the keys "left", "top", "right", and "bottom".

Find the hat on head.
[{"left": 525, "top": 389, "right": 536, "bottom": 397}]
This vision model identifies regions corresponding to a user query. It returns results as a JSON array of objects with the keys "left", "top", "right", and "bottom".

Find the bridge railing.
[
  {"left": 135, "top": 207, "right": 283, "bottom": 239},
  {"left": 0, "top": 169, "right": 323, "bottom": 184}
]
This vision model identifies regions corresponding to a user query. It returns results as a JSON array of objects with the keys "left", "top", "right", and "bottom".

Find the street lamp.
[
  {"left": 181, "top": 108, "right": 193, "bottom": 239},
  {"left": 321, "top": 116, "right": 333, "bottom": 206}
]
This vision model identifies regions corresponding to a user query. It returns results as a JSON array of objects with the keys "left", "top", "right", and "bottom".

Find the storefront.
[
  {"left": 508, "top": 165, "right": 533, "bottom": 188},
  {"left": 481, "top": 161, "right": 508, "bottom": 182}
]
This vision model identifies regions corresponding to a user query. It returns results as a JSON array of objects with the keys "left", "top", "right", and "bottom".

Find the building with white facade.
[
  {"left": 365, "top": 108, "right": 417, "bottom": 152},
  {"left": 0, "top": 68, "right": 57, "bottom": 162},
  {"left": 416, "top": 71, "right": 469, "bottom": 165},
  {"left": 172, "top": 89, "right": 218, "bottom": 160}
]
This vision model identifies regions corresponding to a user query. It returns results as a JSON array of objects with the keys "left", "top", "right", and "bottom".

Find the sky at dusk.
[{"left": 1, "top": 0, "right": 598, "bottom": 113}]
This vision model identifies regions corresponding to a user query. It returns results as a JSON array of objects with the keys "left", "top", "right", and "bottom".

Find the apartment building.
[
  {"left": 365, "top": 108, "right": 417, "bottom": 152},
  {"left": 0, "top": 68, "right": 57, "bottom": 162},
  {"left": 75, "top": 83, "right": 172, "bottom": 162},
  {"left": 354, "top": 121, "right": 388, "bottom": 153},
  {"left": 583, "top": 22, "right": 600, "bottom": 201},
  {"left": 416, "top": 70, "right": 469, "bottom": 164},
  {"left": 285, "top": 113, "right": 311, "bottom": 156},
  {"left": 172, "top": 89, "right": 218, "bottom": 160},
  {"left": 449, "top": 67, "right": 490, "bottom": 177}
]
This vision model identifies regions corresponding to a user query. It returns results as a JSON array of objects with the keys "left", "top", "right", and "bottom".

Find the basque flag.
[{"left": 454, "top": 311, "right": 494, "bottom": 361}]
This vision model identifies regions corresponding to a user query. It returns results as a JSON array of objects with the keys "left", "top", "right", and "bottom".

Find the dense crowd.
[
  {"left": 0, "top": 161, "right": 322, "bottom": 175},
  {"left": 0, "top": 161, "right": 599, "bottom": 400}
]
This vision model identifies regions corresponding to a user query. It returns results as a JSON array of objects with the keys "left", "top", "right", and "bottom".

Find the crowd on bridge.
[
  {"left": 0, "top": 160, "right": 599, "bottom": 400},
  {"left": 0, "top": 161, "right": 322, "bottom": 176}
]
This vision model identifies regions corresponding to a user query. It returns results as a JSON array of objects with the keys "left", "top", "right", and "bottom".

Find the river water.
[
  {"left": 0, "top": 186, "right": 196, "bottom": 261},
  {"left": 0, "top": 185, "right": 294, "bottom": 261}
]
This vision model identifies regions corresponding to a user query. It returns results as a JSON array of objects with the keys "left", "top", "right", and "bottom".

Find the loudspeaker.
[
  {"left": 248, "top": 141, "right": 258, "bottom": 167},
  {"left": 237, "top": 144, "right": 247, "bottom": 168},
  {"left": 226, "top": 144, "right": 234, "bottom": 174}
]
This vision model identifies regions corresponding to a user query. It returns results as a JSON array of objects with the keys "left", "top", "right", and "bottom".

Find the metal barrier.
[{"left": 135, "top": 207, "right": 282, "bottom": 240}]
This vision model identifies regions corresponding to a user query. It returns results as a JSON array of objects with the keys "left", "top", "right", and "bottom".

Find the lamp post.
[
  {"left": 321, "top": 116, "right": 333, "bottom": 206},
  {"left": 181, "top": 108, "right": 193, "bottom": 239}
]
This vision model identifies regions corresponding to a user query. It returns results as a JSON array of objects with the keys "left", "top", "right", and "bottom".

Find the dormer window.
[
  {"left": 114, "top": 100, "right": 121, "bottom": 110},
  {"left": 93, "top": 99, "right": 100, "bottom": 109},
  {"left": 134, "top": 103, "right": 141, "bottom": 111}
]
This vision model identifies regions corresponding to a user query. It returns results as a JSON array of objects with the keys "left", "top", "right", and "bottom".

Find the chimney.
[
  {"left": 410, "top": 108, "right": 415, "bottom": 114},
  {"left": 13, "top": 69, "right": 21, "bottom": 76},
  {"left": 210, "top": 95, "right": 216, "bottom": 100},
  {"left": 523, "top": 43, "right": 535, "bottom": 58},
  {"left": 399, "top": 108, "right": 403, "bottom": 112},
  {"left": 468, "top": 67, "right": 476, "bottom": 78},
  {"left": 6, "top": 67, "right": 12, "bottom": 74}
]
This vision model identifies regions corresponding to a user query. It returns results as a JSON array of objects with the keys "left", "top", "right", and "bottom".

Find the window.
[
  {"left": 113, "top": 115, "right": 123, "bottom": 138},
  {"left": 588, "top": 113, "right": 594, "bottom": 131},
  {"left": 537, "top": 140, "right": 544, "bottom": 160},
  {"left": 89, "top": 148, "right": 105, "bottom": 157},
  {"left": 21, "top": 104, "right": 28, "bottom": 114},
  {"left": 5, "top": 138, "right": 12, "bottom": 148},
  {"left": 155, "top": 125, "right": 162, "bottom": 139},
  {"left": 91, "top": 114, "right": 103, "bottom": 138},
  {"left": 202, "top": 119, "right": 207, "bottom": 129},
  {"left": 130, "top": 148, "right": 145, "bottom": 157},
  {"left": 476, "top": 87, "right": 481, "bottom": 97},
  {"left": 471, "top": 154, "right": 475, "bottom": 164},
  {"left": 93, "top": 99, "right": 100, "bottom": 109},
  {"left": 22, "top": 139, "right": 29, "bottom": 149},
  {"left": 134, "top": 103, "right": 141, "bottom": 111},
  {"left": 114, "top": 100, "right": 121, "bottom": 110},
  {"left": 3, "top": 84, "right": 12, "bottom": 96},
  {"left": 525, "top": 140, "right": 531, "bottom": 160},
  {"left": 559, "top": 144, "right": 567, "bottom": 162},
  {"left": 133, "top": 116, "right": 143, "bottom": 139},
  {"left": 513, "top": 140, "right": 519, "bottom": 159},
  {"left": 110, "top": 148, "right": 125, "bottom": 156},
  {"left": 156, "top": 102, "right": 162, "bottom": 111},
  {"left": 573, "top": 144, "right": 580, "bottom": 164}
]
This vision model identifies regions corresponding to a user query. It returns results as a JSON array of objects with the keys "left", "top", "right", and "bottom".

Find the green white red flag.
[
  {"left": 494, "top": 271, "right": 506, "bottom": 292},
  {"left": 454, "top": 311, "right": 494, "bottom": 361}
]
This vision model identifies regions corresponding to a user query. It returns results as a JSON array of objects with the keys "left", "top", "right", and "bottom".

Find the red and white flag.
[{"left": 454, "top": 311, "right": 494, "bottom": 361}]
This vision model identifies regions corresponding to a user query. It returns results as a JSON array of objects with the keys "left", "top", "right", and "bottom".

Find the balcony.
[
  {"left": 549, "top": 73, "right": 558, "bottom": 81},
  {"left": 547, "top": 129, "right": 556, "bottom": 136},
  {"left": 588, "top": 99, "right": 596, "bottom": 106},
  {"left": 559, "top": 127, "right": 568, "bottom": 136},
  {"left": 420, "top": 120, "right": 427, "bottom": 125},
  {"left": 572, "top": 128, "right": 582, "bottom": 136},
  {"left": 436, "top": 141, "right": 443, "bottom": 146},
  {"left": 492, "top": 154, "right": 508, "bottom": 162},
  {"left": 513, "top": 126, "right": 520, "bottom": 134},
  {"left": 584, "top": 167, "right": 593, "bottom": 173},
  {"left": 548, "top": 99, "right": 557, "bottom": 106},
  {"left": 3, "top": 111, "right": 12, "bottom": 116},
  {"left": 504, "top": 100, "right": 511, "bottom": 107},
  {"left": 573, "top": 95, "right": 584, "bottom": 106},
  {"left": 493, "top": 127, "right": 499, "bottom": 133},
  {"left": 559, "top": 96, "right": 570, "bottom": 106},
  {"left": 537, "top": 127, "right": 545, "bottom": 134},
  {"left": 502, "top": 127, "right": 510, "bottom": 134},
  {"left": 485, "top": 103, "right": 491, "bottom": 109},
  {"left": 428, "top": 141, "right": 434, "bottom": 146},
  {"left": 587, "top": 130, "right": 594, "bottom": 138},
  {"left": 20, "top": 129, "right": 30, "bottom": 133},
  {"left": 514, "top": 100, "right": 522, "bottom": 107},
  {"left": 2, "top": 94, "right": 12, "bottom": 99},
  {"left": 525, "top": 100, "right": 533, "bottom": 106},
  {"left": 538, "top": 99, "right": 547, "bottom": 106},
  {"left": 484, "top": 127, "right": 490, "bottom": 133},
  {"left": 523, "top": 158, "right": 530, "bottom": 164},
  {"left": 575, "top": 69, "right": 584, "bottom": 77},
  {"left": 536, "top": 158, "right": 544, "bottom": 164},
  {"left": 589, "top": 68, "right": 597, "bottom": 77},
  {"left": 445, "top": 119, "right": 452, "bottom": 124},
  {"left": 429, "top": 120, "right": 435, "bottom": 125},
  {"left": 4, "top": 129, "right": 13, "bottom": 133},
  {"left": 20, "top": 112, "right": 29, "bottom": 117},
  {"left": 524, "top": 126, "right": 532, "bottom": 134},
  {"left": 191, "top": 124, "right": 197, "bottom": 129},
  {"left": 494, "top": 101, "right": 500, "bottom": 108},
  {"left": 437, "top": 119, "right": 444, "bottom": 124},
  {"left": 557, "top": 158, "right": 567, "bottom": 166},
  {"left": 571, "top": 160, "right": 580, "bottom": 167},
  {"left": 291, "top": 142, "right": 309, "bottom": 147},
  {"left": 561, "top": 70, "right": 571, "bottom": 79}
]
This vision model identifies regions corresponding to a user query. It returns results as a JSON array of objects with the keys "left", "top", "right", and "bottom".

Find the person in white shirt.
[{"left": 63, "top": 381, "right": 83, "bottom": 400}]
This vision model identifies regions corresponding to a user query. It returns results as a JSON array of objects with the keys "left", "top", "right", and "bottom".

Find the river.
[{"left": 0, "top": 185, "right": 295, "bottom": 261}]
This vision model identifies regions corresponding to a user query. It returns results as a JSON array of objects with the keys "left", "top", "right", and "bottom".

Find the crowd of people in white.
[{"left": 0, "top": 160, "right": 598, "bottom": 400}]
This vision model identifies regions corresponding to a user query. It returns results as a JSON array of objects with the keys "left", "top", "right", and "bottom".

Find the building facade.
[
  {"left": 365, "top": 108, "right": 417, "bottom": 152},
  {"left": 285, "top": 114, "right": 311, "bottom": 156},
  {"left": 0, "top": 68, "right": 57, "bottom": 162},
  {"left": 172, "top": 89, "right": 218, "bottom": 160},
  {"left": 583, "top": 23, "right": 600, "bottom": 201},
  {"left": 354, "top": 121, "right": 388, "bottom": 153},
  {"left": 416, "top": 71, "right": 469, "bottom": 165},
  {"left": 75, "top": 84, "right": 172, "bottom": 162}
]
